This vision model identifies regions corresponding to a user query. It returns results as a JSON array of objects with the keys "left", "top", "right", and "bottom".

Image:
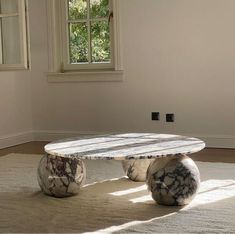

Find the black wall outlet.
[
  {"left": 166, "top": 113, "right": 175, "bottom": 122},
  {"left": 152, "top": 112, "right": 160, "bottom": 120}
]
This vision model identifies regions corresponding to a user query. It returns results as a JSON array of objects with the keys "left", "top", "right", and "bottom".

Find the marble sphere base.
[
  {"left": 122, "top": 159, "right": 154, "bottom": 182},
  {"left": 146, "top": 155, "right": 200, "bottom": 206},
  {"left": 37, "top": 154, "right": 86, "bottom": 197}
]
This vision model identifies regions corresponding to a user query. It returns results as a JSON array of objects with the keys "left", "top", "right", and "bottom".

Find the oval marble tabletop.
[{"left": 45, "top": 133, "right": 205, "bottom": 160}]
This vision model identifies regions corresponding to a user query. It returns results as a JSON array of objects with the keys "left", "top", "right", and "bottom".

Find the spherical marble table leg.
[
  {"left": 146, "top": 155, "right": 200, "bottom": 206},
  {"left": 122, "top": 159, "right": 154, "bottom": 182},
  {"left": 37, "top": 154, "right": 86, "bottom": 198}
]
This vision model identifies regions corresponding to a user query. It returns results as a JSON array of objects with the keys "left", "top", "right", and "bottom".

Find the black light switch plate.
[
  {"left": 166, "top": 113, "right": 174, "bottom": 122},
  {"left": 152, "top": 112, "right": 160, "bottom": 120}
]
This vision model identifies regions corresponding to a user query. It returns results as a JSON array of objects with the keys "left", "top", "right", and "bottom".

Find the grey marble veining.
[
  {"left": 37, "top": 154, "right": 86, "bottom": 197},
  {"left": 122, "top": 159, "right": 154, "bottom": 182},
  {"left": 45, "top": 133, "right": 205, "bottom": 160},
  {"left": 146, "top": 155, "right": 200, "bottom": 206}
]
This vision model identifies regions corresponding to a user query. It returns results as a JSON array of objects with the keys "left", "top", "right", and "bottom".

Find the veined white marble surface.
[{"left": 45, "top": 133, "right": 205, "bottom": 160}]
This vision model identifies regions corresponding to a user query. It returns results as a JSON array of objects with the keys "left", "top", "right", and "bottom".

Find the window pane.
[
  {"left": 0, "top": 16, "right": 20, "bottom": 64},
  {"left": 69, "top": 22, "right": 88, "bottom": 63},
  {"left": 68, "top": 0, "right": 87, "bottom": 20},
  {"left": 0, "top": 0, "right": 18, "bottom": 14},
  {"left": 91, "top": 21, "right": 110, "bottom": 63},
  {"left": 90, "top": 0, "right": 109, "bottom": 18}
]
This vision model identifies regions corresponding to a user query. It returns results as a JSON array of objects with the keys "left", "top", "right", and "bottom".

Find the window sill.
[
  {"left": 47, "top": 70, "right": 124, "bottom": 83},
  {"left": 0, "top": 64, "right": 29, "bottom": 71}
]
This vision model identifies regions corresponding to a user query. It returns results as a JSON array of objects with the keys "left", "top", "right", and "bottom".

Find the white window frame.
[
  {"left": 61, "top": 0, "right": 114, "bottom": 71},
  {"left": 47, "top": 0, "right": 123, "bottom": 82},
  {"left": 0, "top": 0, "right": 29, "bottom": 71}
]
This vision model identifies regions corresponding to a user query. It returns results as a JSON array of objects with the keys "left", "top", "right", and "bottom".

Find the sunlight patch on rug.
[
  {"left": 108, "top": 179, "right": 235, "bottom": 204},
  {"left": 109, "top": 184, "right": 147, "bottom": 196},
  {"left": 86, "top": 179, "right": 235, "bottom": 233},
  {"left": 186, "top": 180, "right": 235, "bottom": 209},
  {"left": 83, "top": 177, "right": 122, "bottom": 188}
]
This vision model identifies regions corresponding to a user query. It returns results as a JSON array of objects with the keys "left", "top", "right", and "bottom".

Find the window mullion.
[
  {"left": 67, "top": 19, "right": 87, "bottom": 23},
  {"left": 87, "top": 0, "right": 92, "bottom": 64},
  {"left": 68, "top": 17, "right": 108, "bottom": 23}
]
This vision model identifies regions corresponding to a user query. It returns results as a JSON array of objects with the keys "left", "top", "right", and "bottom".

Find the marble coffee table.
[{"left": 37, "top": 133, "right": 205, "bottom": 206}]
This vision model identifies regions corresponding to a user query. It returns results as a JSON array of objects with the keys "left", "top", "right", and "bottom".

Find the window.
[
  {"left": 63, "top": 0, "right": 112, "bottom": 70},
  {"left": 47, "top": 0, "right": 123, "bottom": 82},
  {"left": 0, "top": 0, "right": 29, "bottom": 70}
]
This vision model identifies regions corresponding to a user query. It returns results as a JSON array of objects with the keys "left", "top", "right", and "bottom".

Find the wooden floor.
[
  {"left": 0, "top": 142, "right": 46, "bottom": 157},
  {"left": 0, "top": 141, "right": 234, "bottom": 163}
]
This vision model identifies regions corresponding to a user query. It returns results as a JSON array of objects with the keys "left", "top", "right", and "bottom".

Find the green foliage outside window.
[{"left": 68, "top": 0, "right": 111, "bottom": 64}]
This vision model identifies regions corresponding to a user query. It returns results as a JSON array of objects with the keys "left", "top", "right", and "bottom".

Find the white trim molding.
[
  {"left": 46, "top": 0, "right": 62, "bottom": 73},
  {"left": 47, "top": 70, "right": 124, "bottom": 82},
  {"left": 0, "top": 131, "right": 34, "bottom": 149}
]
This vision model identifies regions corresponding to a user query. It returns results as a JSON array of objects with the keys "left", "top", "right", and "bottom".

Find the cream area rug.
[{"left": 0, "top": 154, "right": 235, "bottom": 233}]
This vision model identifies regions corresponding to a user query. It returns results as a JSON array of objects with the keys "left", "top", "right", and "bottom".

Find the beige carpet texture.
[{"left": 0, "top": 154, "right": 235, "bottom": 233}]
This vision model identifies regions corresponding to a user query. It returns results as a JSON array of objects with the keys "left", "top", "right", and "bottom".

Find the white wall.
[
  {"left": 1, "top": 0, "right": 235, "bottom": 148},
  {"left": 32, "top": 0, "right": 235, "bottom": 147},
  {"left": 0, "top": 71, "right": 33, "bottom": 148}
]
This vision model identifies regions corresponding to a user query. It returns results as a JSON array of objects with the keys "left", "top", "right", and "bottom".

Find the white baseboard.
[
  {"left": 0, "top": 131, "right": 34, "bottom": 149},
  {"left": 34, "top": 130, "right": 235, "bottom": 149}
]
